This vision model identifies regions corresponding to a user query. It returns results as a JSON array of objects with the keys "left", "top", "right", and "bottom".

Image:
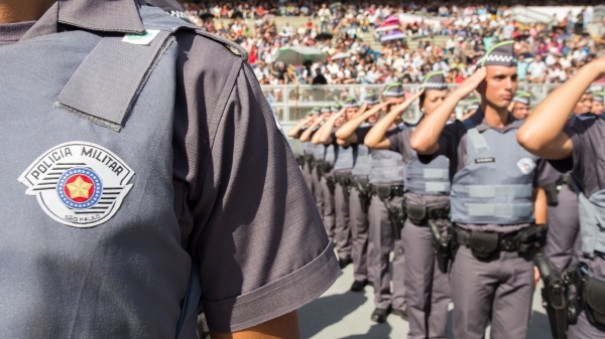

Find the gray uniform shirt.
[
  {"left": 562, "top": 114, "right": 605, "bottom": 196},
  {"left": 0, "top": 1, "right": 338, "bottom": 336}
]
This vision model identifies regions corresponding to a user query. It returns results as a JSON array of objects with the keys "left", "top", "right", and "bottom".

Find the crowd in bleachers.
[{"left": 178, "top": 2, "right": 605, "bottom": 87}]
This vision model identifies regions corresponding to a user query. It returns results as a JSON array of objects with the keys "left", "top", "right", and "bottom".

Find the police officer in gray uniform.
[
  {"left": 511, "top": 91, "right": 532, "bottom": 121},
  {"left": 0, "top": 1, "right": 339, "bottom": 337},
  {"left": 366, "top": 71, "right": 451, "bottom": 339},
  {"left": 540, "top": 91, "right": 597, "bottom": 273},
  {"left": 312, "top": 105, "right": 342, "bottom": 244},
  {"left": 335, "top": 92, "right": 387, "bottom": 291},
  {"left": 411, "top": 41, "right": 548, "bottom": 339},
  {"left": 288, "top": 108, "right": 320, "bottom": 191},
  {"left": 593, "top": 90, "right": 604, "bottom": 115},
  {"left": 300, "top": 107, "right": 332, "bottom": 237},
  {"left": 315, "top": 102, "right": 356, "bottom": 267},
  {"left": 519, "top": 60, "right": 605, "bottom": 337},
  {"left": 365, "top": 82, "right": 409, "bottom": 323}
]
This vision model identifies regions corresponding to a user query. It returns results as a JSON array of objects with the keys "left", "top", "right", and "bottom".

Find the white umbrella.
[{"left": 331, "top": 52, "right": 351, "bottom": 61}]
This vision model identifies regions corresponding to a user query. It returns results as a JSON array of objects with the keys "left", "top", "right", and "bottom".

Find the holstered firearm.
[
  {"left": 315, "top": 161, "right": 324, "bottom": 181},
  {"left": 429, "top": 220, "right": 453, "bottom": 274},
  {"left": 296, "top": 155, "right": 305, "bottom": 167},
  {"left": 354, "top": 177, "right": 371, "bottom": 213},
  {"left": 335, "top": 173, "right": 352, "bottom": 202},
  {"left": 564, "top": 261, "right": 605, "bottom": 329},
  {"left": 535, "top": 254, "right": 570, "bottom": 339},
  {"left": 374, "top": 186, "right": 405, "bottom": 240},
  {"left": 543, "top": 182, "right": 559, "bottom": 206},
  {"left": 326, "top": 175, "right": 336, "bottom": 195}
]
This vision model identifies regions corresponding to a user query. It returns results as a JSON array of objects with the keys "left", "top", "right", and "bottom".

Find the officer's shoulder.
[{"left": 189, "top": 30, "right": 248, "bottom": 60}]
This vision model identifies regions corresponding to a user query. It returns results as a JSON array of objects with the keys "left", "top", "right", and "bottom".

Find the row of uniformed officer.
[{"left": 365, "top": 71, "right": 453, "bottom": 338}]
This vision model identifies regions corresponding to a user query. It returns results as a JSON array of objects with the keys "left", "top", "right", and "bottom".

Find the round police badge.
[
  {"left": 18, "top": 142, "right": 134, "bottom": 228},
  {"left": 516, "top": 157, "right": 536, "bottom": 175}
]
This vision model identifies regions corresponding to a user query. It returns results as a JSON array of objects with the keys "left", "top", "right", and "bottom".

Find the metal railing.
[{"left": 263, "top": 83, "right": 597, "bottom": 129}]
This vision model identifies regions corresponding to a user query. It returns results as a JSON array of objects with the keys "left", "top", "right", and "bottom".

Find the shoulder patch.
[{"left": 18, "top": 142, "right": 134, "bottom": 228}]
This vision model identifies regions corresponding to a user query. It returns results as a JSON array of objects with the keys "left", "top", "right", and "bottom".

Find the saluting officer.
[
  {"left": 288, "top": 108, "right": 320, "bottom": 191},
  {"left": 364, "top": 82, "right": 410, "bottom": 323},
  {"left": 365, "top": 71, "right": 452, "bottom": 339},
  {"left": 315, "top": 100, "right": 359, "bottom": 267},
  {"left": 410, "top": 41, "right": 548, "bottom": 339},
  {"left": 518, "top": 57, "right": 605, "bottom": 338},
  {"left": 592, "top": 90, "right": 604, "bottom": 115},
  {"left": 541, "top": 89, "right": 598, "bottom": 273},
  {"left": 511, "top": 90, "right": 532, "bottom": 120},
  {"left": 335, "top": 92, "right": 388, "bottom": 291}
]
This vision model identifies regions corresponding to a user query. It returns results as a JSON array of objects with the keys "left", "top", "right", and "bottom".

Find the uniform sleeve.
[
  {"left": 176, "top": 35, "right": 338, "bottom": 333},
  {"left": 355, "top": 125, "right": 370, "bottom": 143},
  {"left": 387, "top": 129, "right": 405, "bottom": 154},
  {"left": 417, "top": 122, "right": 461, "bottom": 170},
  {"left": 436, "top": 122, "right": 462, "bottom": 160}
]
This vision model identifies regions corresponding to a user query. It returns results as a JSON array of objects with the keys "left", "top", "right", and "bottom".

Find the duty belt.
[
  {"left": 369, "top": 184, "right": 404, "bottom": 199},
  {"left": 454, "top": 224, "right": 547, "bottom": 259},
  {"left": 405, "top": 204, "right": 450, "bottom": 226},
  {"left": 334, "top": 172, "right": 352, "bottom": 187}
]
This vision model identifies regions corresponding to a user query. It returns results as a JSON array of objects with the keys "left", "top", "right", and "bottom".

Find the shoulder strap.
[
  {"left": 461, "top": 117, "right": 489, "bottom": 153},
  {"left": 56, "top": 6, "right": 245, "bottom": 132}
]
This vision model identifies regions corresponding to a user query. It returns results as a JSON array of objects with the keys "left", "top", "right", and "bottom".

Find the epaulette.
[{"left": 194, "top": 29, "right": 248, "bottom": 60}]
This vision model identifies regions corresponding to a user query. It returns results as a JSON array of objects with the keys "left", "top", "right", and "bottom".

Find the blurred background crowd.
[{"left": 170, "top": 1, "right": 605, "bottom": 88}]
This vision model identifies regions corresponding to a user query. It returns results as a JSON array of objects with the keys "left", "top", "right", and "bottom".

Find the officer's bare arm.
[
  {"left": 365, "top": 91, "right": 423, "bottom": 149},
  {"left": 299, "top": 118, "right": 322, "bottom": 142},
  {"left": 533, "top": 188, "right": 547, "bottom": 225},
  {"left": 211, "top": 311, "right": 300, "bottom": 339},
  {"left": 287, "top": 118, "right": 311, "bottom": 138},
  {"left": 315, "top": 109, "right": 344, "bottom": 145},
  {"left": 311, "top": 118, "right": 330, "bottom": 144},
  {"left": 518, "top": 57, "right": 605, "bottom": 160},
  {"left": 335, "top": 102, "right": 387, "bottom": 143},
  {"left": 410, "top": 68, "right": 486, "bottom": 155}
]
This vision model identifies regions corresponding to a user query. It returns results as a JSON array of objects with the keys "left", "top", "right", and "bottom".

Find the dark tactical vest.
[
  {"left": 333, "top": 145, "right": 354, "bottom": 173},
  {"left": 351, "top": 144, "right": 372, "bottom": 178},
  {"left": 450, "top": 119, "right": 538, "bottom": 225},
  {"left": 0, "top": 7, "right": 217, "bottom": 338},
  {"left": 404, "top": 128, "right": 450, "bottom": 195},
  {"left": 368, "top": 149, "right": 405, "bottom": 186}
]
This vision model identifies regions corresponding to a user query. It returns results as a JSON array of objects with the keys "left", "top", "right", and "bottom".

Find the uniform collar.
[
  {"left": 467, "top": 107, "right": 519, "bottom": 133},
  {"left": 22, "top": 0, "right": 145, "bottom": 41}
]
